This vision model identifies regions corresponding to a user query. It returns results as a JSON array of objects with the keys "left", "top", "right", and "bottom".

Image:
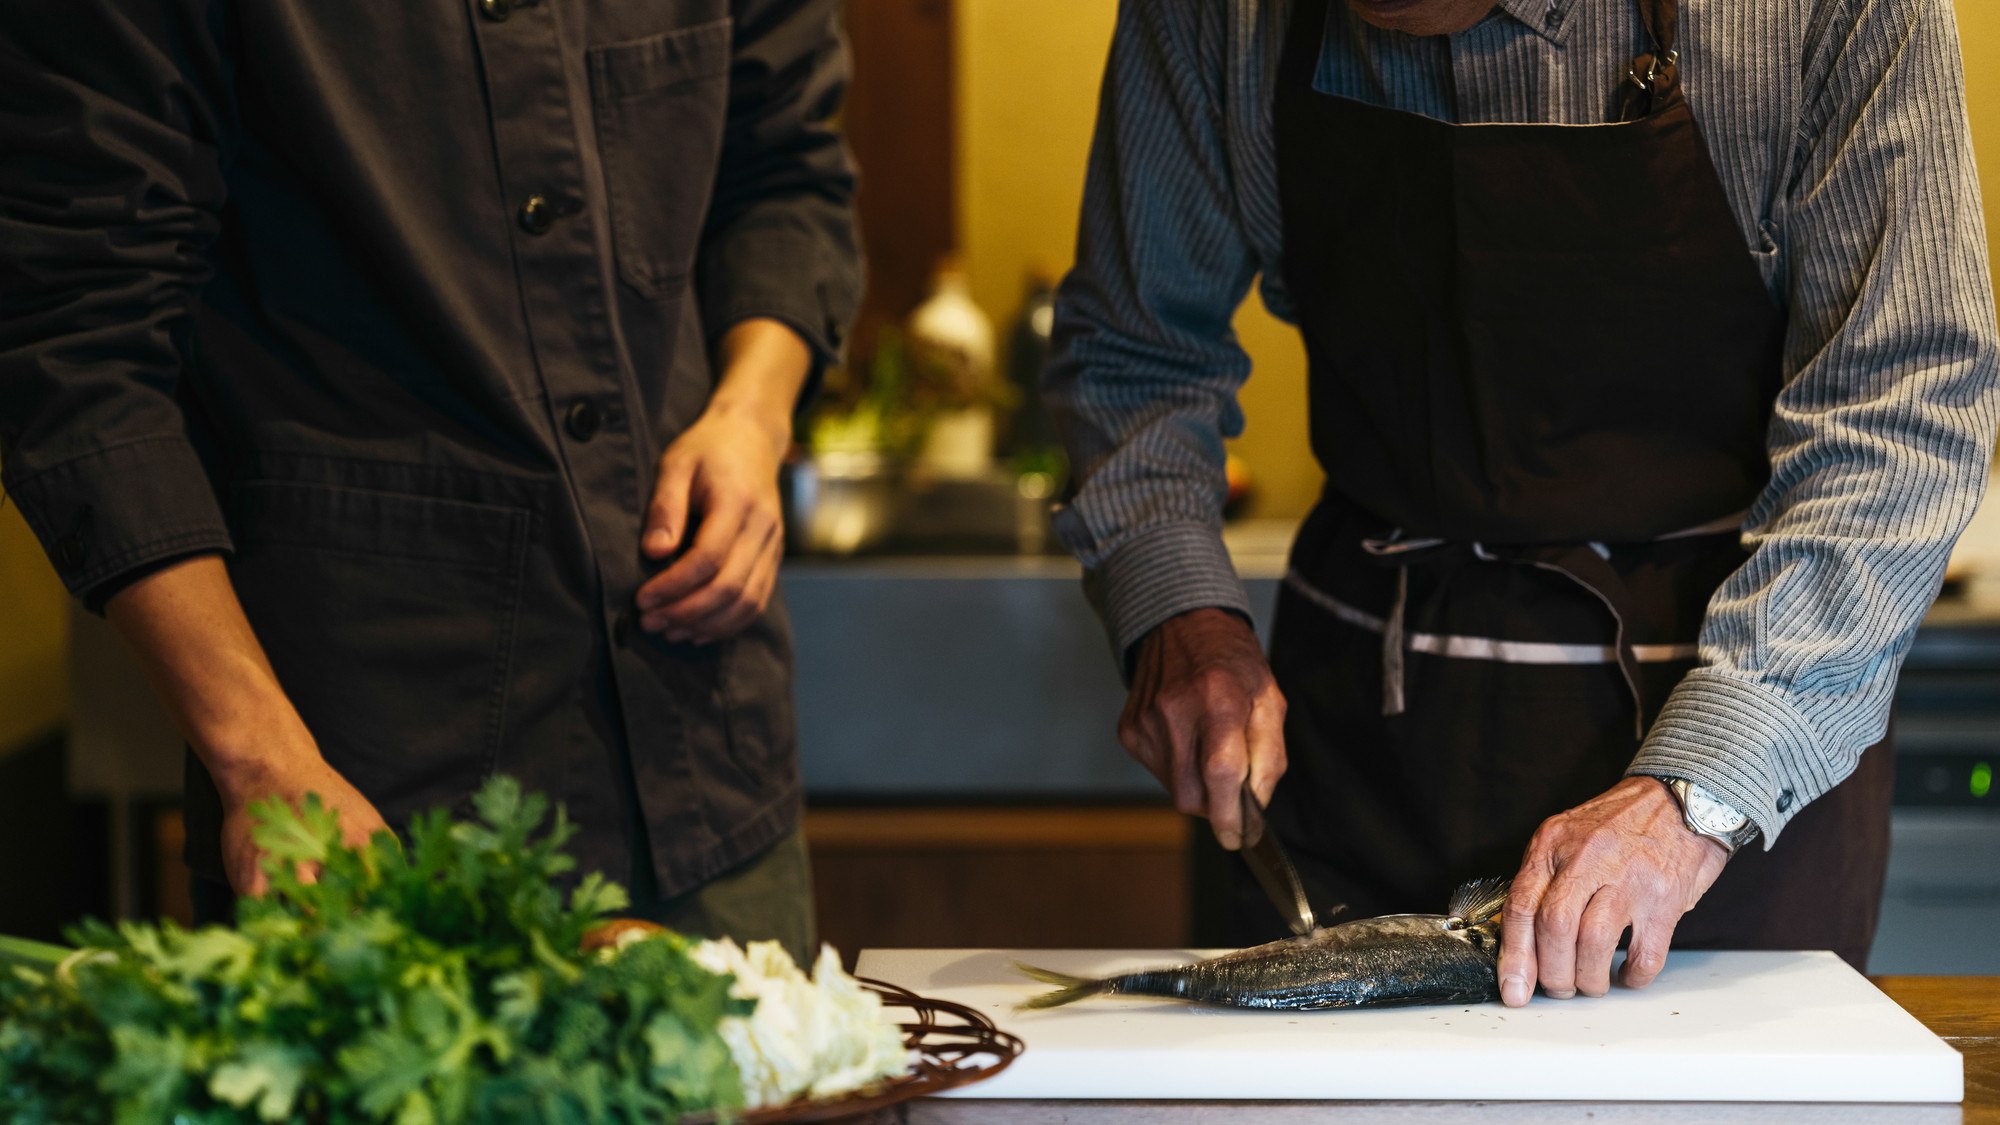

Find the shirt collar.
[{"left": 1486, "top": 0, "right": 1572, "bottom": 46}]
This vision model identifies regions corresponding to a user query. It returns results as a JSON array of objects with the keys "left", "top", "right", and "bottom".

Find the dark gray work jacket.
[{"left": 0, "top": 0, "right": 861, "bottom": 896}]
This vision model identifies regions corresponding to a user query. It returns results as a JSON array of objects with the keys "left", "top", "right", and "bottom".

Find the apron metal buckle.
[{"left": 1620, "top": 49, "right": 1679, "bottom": 120}]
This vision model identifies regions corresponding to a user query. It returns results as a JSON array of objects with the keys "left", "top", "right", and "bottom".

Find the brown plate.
[{"left": 683, "top": 977, "right": 1025, "bottom": 1124}]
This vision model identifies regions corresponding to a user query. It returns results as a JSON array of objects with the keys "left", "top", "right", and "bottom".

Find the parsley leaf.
[{"left": 0, "top": 777, "right": 747, "bottom": 1124}]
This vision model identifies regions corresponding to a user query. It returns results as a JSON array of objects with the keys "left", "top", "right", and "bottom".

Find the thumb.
[
  {"left": 1499, "top": 868, "right": 1546, "bottom": 1007},
  {"left": 645, "top": 453, "right": 697, "bottom": 558}
]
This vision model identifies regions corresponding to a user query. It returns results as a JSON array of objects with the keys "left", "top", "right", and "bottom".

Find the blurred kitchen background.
[{"left": 4, "top": 0, "right": 1999, "bottom": 972}]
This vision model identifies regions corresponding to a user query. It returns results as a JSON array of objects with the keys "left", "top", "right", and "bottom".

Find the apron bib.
[{"left": 1200, "top": 0, "right": 1892, "bottom": 967}]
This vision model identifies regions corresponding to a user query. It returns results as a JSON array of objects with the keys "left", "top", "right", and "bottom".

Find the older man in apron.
[{"left": 1050, "top": 0, "right": 1997, "bottom": 1004}]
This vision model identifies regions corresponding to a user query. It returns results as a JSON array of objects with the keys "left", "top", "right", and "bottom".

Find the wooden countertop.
[
  {"left": 1879, "top": 977, "right": 2000, "bottom": 1125},
  {"left": 893, "top": 975, "right": 1999, "bottom": 1125}
]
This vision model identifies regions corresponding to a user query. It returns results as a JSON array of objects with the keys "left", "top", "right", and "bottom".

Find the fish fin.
[
  {"left": 1446, "top": 876, "right": 1512, "bottom": 927},
  {"left": 1013, "top": 961, "right": 1110, "bottom": 1010}
]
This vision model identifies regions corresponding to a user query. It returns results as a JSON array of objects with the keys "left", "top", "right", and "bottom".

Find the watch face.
[{"left": 1685, "top": 784, "right": 1750, "bottom": 834}]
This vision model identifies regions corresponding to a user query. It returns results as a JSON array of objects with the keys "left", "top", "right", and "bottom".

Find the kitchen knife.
[{"left": 1238, "top": 782, "right": 1318, "bottom": 937}]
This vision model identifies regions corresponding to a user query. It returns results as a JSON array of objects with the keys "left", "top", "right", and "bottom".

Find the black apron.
[{"left": 1200, "top": 0, "right": 1893, "bottom": 968}]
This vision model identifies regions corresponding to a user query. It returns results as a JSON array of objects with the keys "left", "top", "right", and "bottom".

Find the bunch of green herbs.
[{"left": 0, "top": 777, "right": 748, "bottom": 1125}]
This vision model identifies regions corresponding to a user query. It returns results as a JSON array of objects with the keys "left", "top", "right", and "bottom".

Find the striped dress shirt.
[{"left": 1046, "top": 0, "right": 2000, "bottom": 842}]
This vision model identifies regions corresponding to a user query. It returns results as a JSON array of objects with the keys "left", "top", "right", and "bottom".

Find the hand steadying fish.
[{"left": 1017, "top": 877, "right": 1511, "bottom": 1011}]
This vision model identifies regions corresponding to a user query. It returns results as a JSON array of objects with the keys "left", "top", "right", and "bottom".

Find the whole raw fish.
[{"left": 1017, "top": 877, "right": 1510, "bottom": 1011}]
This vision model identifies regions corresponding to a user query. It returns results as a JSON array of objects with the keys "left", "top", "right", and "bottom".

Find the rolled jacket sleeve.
[
  {"left": 696, "top": 0, "right": 862, "bottom": 377},
  {"left": 1629, "top": 0, "right": 2000, "bottom": 844},
  {"left": 0, "top": 0, "right": 236, "bottom": 601},
  {"left": 1047, "top": 0, "right": 1268, "bottom": 665}
]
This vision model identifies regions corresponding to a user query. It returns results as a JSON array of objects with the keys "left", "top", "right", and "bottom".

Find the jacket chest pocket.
[{"left": 589, "top": 18, "right": 733, "bottom": 300}]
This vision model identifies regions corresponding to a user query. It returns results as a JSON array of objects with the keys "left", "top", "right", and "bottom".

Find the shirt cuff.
[
  {"left": 699, "top": 230, "right": 858, "bottom": 373},
  {"left": 4, "top": 436, "right": 233, "bottom": 604},
  {"left": 1079, "top": 520, "right": 1255, "bottom": 672},
  {"left": 1626, "top": 669, "right": 1837, "bottom": 849}
]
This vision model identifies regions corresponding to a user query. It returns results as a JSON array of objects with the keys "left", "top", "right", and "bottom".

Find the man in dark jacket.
[{"left": 0, "top": 0, "right": 860, "bottom": 960}]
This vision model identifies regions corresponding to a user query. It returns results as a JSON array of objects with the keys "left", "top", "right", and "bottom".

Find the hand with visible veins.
[
  {"left": 1119, "top": 608, "right": 1288, "bottom": 850},
  {"left": 1497, "top": 776, "right": 1731, "bottom": 1006},
  {"left": 635, "top": 319, "right": 811, "bottom": 646},
  {"left": 218, "top": 752, "right": 389, "bottom": 895},
  {"left": 103, "top": 554, "right": 390, "bottom": 897}
]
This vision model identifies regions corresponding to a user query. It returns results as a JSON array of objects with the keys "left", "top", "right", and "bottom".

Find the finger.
[
  {"left": 1244, "top": 688, "right": 1287, "bottom": 808},
  {"left": 1573, "top": 888, "right": 1628, "bottom": 998},
  {"left": 719, "top": 515, "right": 783, "bottom": 614},
  {"left": 679, "top": 552, "right": 777, "bottom": 645},
  {"left": 1534, "top": 873, "right": 1592, "bottom": 1000},
  {"left": 1200, "top": 718, "right": 1250, "bottom": 850},
  {"left": 1499, "top": 851, "right": 1552, "bottom": 1007},
  {"left": 648, "top": 514, "right": 769, "bottom": 634},
  {"left": 643, "top": 453, "right": 698, "bottom": 559},
  {"left": 713, "top": 548, "right": 781, "bottom": 641},
  {"left": 664, "top": 521, "right": 770, "bottom": 632},
  {"left": 1621, "top": 911, "right": 1678, "bottom": 989},
  {"left": 639, "top": 496, "right": 747, "bottom": 611}
]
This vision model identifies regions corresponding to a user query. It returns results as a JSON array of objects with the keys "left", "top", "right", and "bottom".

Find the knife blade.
[{"left": 1238, "top": 782, "right": 1317, "bottom": 937}]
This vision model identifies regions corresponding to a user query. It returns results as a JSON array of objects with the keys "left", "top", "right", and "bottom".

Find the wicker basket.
[{"left": 688, "top": 977, "right": 1025, "bottom": 1124}]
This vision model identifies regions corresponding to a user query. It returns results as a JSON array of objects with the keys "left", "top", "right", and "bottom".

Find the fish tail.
[
  {"left": 1446, "top": 876, "right": 1512, "bottom": 928},
  {"left": 1013, "top": 961, "right": 1111, "bottom": 1010}
]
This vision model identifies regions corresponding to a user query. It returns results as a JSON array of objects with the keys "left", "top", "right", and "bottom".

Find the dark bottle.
[{"left": 1003, "top": 264, "right": 1060, "bottom": 458}]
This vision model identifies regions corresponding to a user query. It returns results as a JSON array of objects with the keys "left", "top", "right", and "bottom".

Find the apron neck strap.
[
  {"left": 1619, "top": 0, "right": 1682, "bottom": 121},
  {"left": 1636, "top": 0, "right": 1678, "bottom": 58},
  {"left": 1280, "top": 0, "right": 1335, "bottom": 90}
]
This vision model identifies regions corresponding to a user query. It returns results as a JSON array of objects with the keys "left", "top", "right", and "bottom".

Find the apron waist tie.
[
  {"left": 1355, "top": 514, "right": 1744, "bottom": 737},
  {"left": 1357, "top": 533, "right": 1448, "bottom": 718}
]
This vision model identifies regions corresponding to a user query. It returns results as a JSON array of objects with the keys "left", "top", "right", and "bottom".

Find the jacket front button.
[
  {"left": 566, "top": 399, "right": 602, "bottom": 442},
  {"left": 479, "top": 0, "right": 513, "bottom": 21},
  {"left": 518, "top": 194, "right": 555, "bottom": 235}
]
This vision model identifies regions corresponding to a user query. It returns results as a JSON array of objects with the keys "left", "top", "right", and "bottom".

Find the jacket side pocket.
[{"left": 226, "top": 482, "right": 532, "bottom": 819}]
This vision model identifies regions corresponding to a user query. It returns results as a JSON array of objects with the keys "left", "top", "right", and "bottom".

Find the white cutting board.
[{"left": 856, "top": 948, "right": 1963, "bottom": 1103}]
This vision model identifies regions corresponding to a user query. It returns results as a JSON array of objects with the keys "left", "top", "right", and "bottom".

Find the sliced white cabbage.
[{"left": 690, "top": 938, "right": 913, "bottom": 1109}]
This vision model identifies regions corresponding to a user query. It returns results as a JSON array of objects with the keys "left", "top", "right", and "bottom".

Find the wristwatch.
[{"left": 1653, "top": 776, "right": 1761, "bottom": 857}]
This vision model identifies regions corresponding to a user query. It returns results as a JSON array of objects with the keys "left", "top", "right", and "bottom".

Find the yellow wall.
[
  {"left": 0, "top": 499, "right": 68, "bottom": 755},
  {"left": 1956, "top": 0, "right": 2000, "bottom": 301},
  {"left": 959, "top": 0, "right": 2000, "bottom": 522},
  {"left": 958, "top": 0, "right": 1321, "bottom": 519}
]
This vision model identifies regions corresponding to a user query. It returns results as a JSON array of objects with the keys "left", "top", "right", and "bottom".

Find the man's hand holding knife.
[{"left": 1119, "top": 606, "right": 1730, "bottom": 1006}]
